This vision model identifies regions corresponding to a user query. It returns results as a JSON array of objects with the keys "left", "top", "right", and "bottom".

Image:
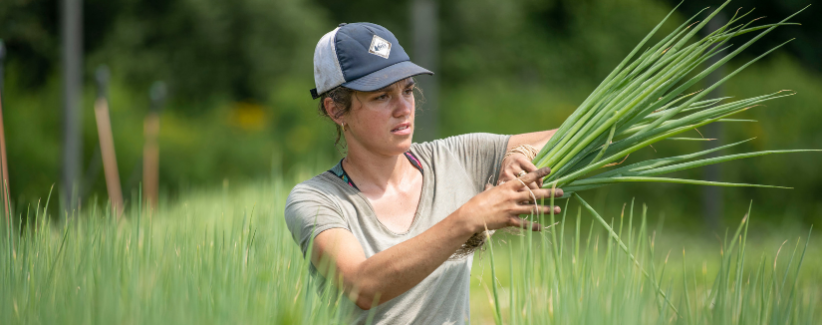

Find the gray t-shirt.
[{"left": 284, "top": 133, "right": 510, "bottom": 325}]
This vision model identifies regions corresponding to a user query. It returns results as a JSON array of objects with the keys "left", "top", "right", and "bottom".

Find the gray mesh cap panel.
[{"left": 313, "top": 27, "right": 346, "bottom": 95}]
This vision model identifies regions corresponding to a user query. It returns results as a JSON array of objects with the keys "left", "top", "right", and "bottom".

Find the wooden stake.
[
  {"left": 143, "top": 113, "right": 159, "bottom": 211},
  {"left": 143, "top": 82, "right": 165, "bottom": 211},
  {"left": 0, "top": 91, "right": 9, "bottom": 224},
  {"left": 0, "top": 40, "right": 11, "bottom": 250},
  {"left": 93, "top": 66, "right": 124, "bottom": 217}
]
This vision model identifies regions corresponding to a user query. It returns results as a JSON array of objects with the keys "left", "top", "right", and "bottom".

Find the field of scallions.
[
  {"left": 0, "top": 172, "right": 822, "bottom": 324},
  {"left": 0, "top": 172, "right": 819, "bottom": 324}
]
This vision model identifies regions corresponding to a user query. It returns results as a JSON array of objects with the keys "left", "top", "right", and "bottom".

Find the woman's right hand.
[{"left": 457, "top": 166, "right": 563, "bottom": 233}]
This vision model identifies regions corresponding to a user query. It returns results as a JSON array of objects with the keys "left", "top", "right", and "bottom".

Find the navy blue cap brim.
[{"left": 341, "top": 61, "right": 433, "bottom": 92}]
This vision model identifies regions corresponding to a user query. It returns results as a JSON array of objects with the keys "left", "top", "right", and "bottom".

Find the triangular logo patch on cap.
[{"left": 368, "top": 35, "right": 392, "bottom": 59}]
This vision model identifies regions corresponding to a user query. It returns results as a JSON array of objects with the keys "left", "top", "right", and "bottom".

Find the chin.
[
  {"left": 390, "top": 139, "right": 413, "bottom": 155},
  {"left": 395, "top": 143, "right": 412, "bottom": 154},
  {"left": 375, "top": 131, "right": 413, "bottom": 155}
]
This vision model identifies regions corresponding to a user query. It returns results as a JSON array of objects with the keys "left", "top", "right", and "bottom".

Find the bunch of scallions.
[
  {"left": 488, "top": 2, "right": 819, "bottom": 318},
  {"left": 532, "top": 1, "right": 818, "bottom": 196}
]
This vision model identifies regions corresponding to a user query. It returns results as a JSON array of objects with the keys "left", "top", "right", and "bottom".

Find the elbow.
[
  {"left": 348, "top": 263, "right": 394, "bottom": 310},
  {"left": 355, "top": 295, "right": 383, "bottom": 310},
  {"left": 353, "top": 288, "right": 383, "bottom": 310},
  {"left": 351, "top": 281, "right": 383, "bottom": 310},
  {"left": 356, "top": 298, "right": 374, "bottom": 310}
]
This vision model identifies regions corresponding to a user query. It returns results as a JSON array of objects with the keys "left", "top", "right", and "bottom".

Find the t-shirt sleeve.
[
  {"left": 439, "top": 133, "right": 511, "bottom": 192},
  {"left": 284, "top": 183, "right": 350, "bottom": 256}
]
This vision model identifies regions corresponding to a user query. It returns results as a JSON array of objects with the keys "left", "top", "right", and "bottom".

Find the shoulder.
[
  {"left": 286, "top": 172, "right": 348, "bottom": 210},
  {"left": 284, "top": 172, "right": 354, "bottom": 252},
  {"left": 412, "top": 132, "right": 510, "bottom": 149},
  {"left": 411, "top": 133, "right": 511, "bottom": 190},
  {"left": 410, "top": 132, "right": 511, "bottom": 159}
]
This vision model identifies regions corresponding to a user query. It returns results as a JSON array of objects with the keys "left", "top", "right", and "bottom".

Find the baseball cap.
[{"left": 310, "top": 22, "right": 433, "bottom": 99}]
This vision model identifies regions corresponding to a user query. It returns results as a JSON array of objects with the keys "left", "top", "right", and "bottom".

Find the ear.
[{"left": 323, "top": 97, "right": 345, "bottom": 125}]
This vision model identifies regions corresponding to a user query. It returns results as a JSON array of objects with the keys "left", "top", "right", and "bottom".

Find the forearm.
[
  {"left": 348, "top": 209, "right": 478, "bottom": 308},
  {"left": 507, "top": 129, "right": 557, "bottom": 153},
  {"left": 314, "top": 168, "right": 557, "bottom": 309}
]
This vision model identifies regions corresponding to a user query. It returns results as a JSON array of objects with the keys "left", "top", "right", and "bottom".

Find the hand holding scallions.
[
  {"left": 457, "top": 167, "right": 563, "bottom": 233},
  {"left": 498, "top": 150, "right": 543, "bottom": 190}
]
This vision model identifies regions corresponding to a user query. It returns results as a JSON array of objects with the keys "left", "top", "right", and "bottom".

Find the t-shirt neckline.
[
  {"left": 328, "top": 151, "right": 423, "bottom": 191},
  {"left": 326, "top": 150, "right": 430, "bottom": 236}
]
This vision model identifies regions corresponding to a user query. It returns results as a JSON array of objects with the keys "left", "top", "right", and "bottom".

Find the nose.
[{"left": 393, "top": 94, "right": 414, "bottom": 118}]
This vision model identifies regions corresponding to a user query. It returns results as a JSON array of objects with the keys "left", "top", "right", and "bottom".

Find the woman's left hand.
[{"left": 498, "top": 153, "right": 542, "bottom": 190}]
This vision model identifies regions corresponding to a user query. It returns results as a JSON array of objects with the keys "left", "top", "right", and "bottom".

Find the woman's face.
[{"left": 344, "top": 78, "right": 416, "bottom": 157}]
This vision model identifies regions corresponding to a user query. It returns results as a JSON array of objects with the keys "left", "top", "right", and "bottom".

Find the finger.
[
  {"left": 519, "top": 161, "right": 542, "bottom": 188},
  {"left": 515, "top": 188, "right": 557, "bottom": 202},
  {"left": 514, "top": 170, "right": 540, "bottom": 191},
  {"left": 502, "top": 170, "right": 543, "bottom": 191},
  {"left": 519, "top": 167, "right": 551, "bottom": 184},
  {"left": 508, "top": 216, "right": 542, "bottom": 231},
  {"left": 520, "top": 167, "right": 542, "bottom": 190},
  {"left": 498, "top": 171, "right": 515, "bottom": 185},
  {"left": 514, "top": 178, "right": 540, "bottom": 191},
  {"left": 519, "top": 159, "right": 537, "bottom": 173},
  {"left": 506, "top": 169, "right": 520, "bottom": 180},
  {"left": 512, "top": 203, "right": 561, "bottom": 216},
  {"left": 521, "top": 187, "right": 563, "bottom": 199},
  {"left": 517, "top": 182, "right": 539, "bottom": 191}
]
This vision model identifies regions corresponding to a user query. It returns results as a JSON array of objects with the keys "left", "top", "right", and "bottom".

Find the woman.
[{"left": 285, "top": 22, "right": 562, "bottom": 324}]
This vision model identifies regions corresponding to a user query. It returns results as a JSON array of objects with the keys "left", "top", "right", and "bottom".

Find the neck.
[{"left": 343, "top": 145, "right": 414, "bottom": 193}]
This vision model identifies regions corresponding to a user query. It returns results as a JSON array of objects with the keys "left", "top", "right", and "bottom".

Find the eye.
[
  {"left": 404, "top": 88, "right": 414, "bottom": 95},
  {"left": 371, "top": 91, "right": 390, "bottom": 101}
]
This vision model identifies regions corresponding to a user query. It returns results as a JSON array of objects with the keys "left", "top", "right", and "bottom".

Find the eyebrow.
[{"left": 374, "top": 78, "right": 416, "bottom": 93}]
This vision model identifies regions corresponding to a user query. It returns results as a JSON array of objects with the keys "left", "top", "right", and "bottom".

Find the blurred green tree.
[
  {"left": 0, "top": 0, "right": 819, "bottom": 226},
  {"left": 664, "top": 0, "right": 822, "bottom": 73}
]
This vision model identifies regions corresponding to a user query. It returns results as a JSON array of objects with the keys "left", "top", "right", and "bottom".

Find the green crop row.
[{"left": 1, "top": 168, "right": 817, "bottom": 324}]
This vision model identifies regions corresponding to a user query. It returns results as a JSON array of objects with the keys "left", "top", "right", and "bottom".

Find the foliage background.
[{"left": 0, "top": 0, "right": 820, "bottom": 229}]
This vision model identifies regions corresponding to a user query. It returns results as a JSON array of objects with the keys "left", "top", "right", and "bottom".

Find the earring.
[{"left": 341, "top": 122, "right": 348, "bottom": 131}]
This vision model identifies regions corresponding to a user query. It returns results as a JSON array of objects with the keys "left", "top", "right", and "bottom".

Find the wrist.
[
  {"left": 451, "top": 206, "right": 483, "bottom": 236},
  {"left": 503, "top": 144, "right": 539, "bottom": 161}
]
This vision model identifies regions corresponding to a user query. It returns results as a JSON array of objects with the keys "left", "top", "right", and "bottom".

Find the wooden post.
[
  {"left": 0, "top": 39, "right": 4, "bottom": 95},
  {"left": 93, "top": 66, "right": 124, "bottom": 217},
  {"left": 0, "top": 40, "right": 12, "bottom": 252},
  {"left": 143, "top": 82, "right": 165, "bottom": 211}
]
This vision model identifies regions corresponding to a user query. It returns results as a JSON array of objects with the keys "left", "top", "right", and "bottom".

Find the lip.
[{"left": 391, "top": 122, "right": 412, "bottom": 135}]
